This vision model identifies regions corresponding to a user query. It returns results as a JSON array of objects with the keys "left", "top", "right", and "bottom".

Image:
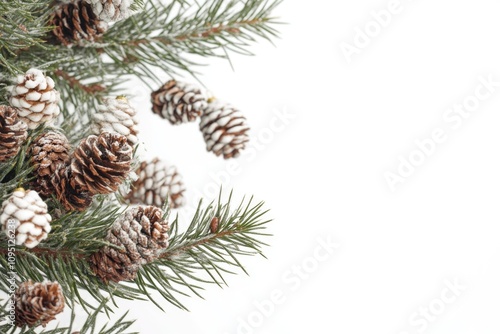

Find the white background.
[{"left": 76, "top": 0, "right": 500, "bottom": 333}]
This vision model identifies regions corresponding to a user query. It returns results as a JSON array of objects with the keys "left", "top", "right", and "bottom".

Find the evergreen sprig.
[
  {"left": 0, "top": 0, "right": 280, "bottom": 331},
  {"left": 0, "top": 298, "right": 138, "bottom": 334}
]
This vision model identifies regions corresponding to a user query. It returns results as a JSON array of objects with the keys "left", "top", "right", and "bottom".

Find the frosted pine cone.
[
  {"left": 52, "top": 167, "right": 93, "bottom": 212},
  {"left": 199, "top": 100, "right": 249, "bottom": 159},
  {"left": 0, "top": 105, "right": 28, "bottom": 163},
  {"left": 125, "top": 158, "right": 185, "bottom": 208},
  {"left": 13, "top": 280, "right": 65, "bottom": 327},
  {"left": 91, "top": 96, "right": 139, "bottom": 146},
  {"left": 29, "top": 131, "right": 71, "bottom": 197},
  {"left": 84, "top": 0, "right": 131, "bottom": 22},
  {"left": 89, "top": 206, "right": 169, "bottom": 283},
  {"left": 51, "top": 0, "right": 107, "bottom": 46},
  {"left": 151, "top": 80, "right": 207, "bottom": 125},
  {"left": 71, "top": 132, "right": 132, "bottom": 195},
  {"left": 0, "top": 189, "right": 52, "bottom": 249},
  {"left": 9, "top": 69, "right": 60, "bottom": 130}
]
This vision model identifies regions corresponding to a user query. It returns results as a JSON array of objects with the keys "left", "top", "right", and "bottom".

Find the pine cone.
[
  {"left": 89, "top": 206, "right": 169, "bottom": 283},
  {"left": 125, "top": 158, "right": 185, "bottom": 208},
  {"left": 0, "top": 105, "right": 28, "bottom": 163},
  {"left": 84, "top": 0, "right": 131, "bottom": 22},
  {"left": 9, "top": 69, "right": 60, "bottom": 130},
  {"left": 71, "top": 132, "right": 132, "bottom": 195},
  {"left": 13, "top": 280, "right": 65, "bottom": 327},
  {"left": 91, "top": 96, "right": 139, "bottom": 146},
  {"left": 199, "top": 100, "right": 250, "bottom": 159},
  {"left": 0, "top": 189, "right": 52, "bottom": 249},
  {"left": 51, "top": 0, "right": 108, "bottom": 46},
  {"left": 151, "top": 80, "right": 207, "bottom": 125},
  {"left": 29, "top": 131, "right": 71, "bottom": 197},
  {"left": 52, "top": 166, "right": 93, "bottom": 212}
]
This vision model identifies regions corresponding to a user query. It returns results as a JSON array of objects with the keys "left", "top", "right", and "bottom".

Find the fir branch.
[
  {"left": 0, "top": 0, "right": 54, "bottom": 74},
  {"left": 100, "top": 0, "right": 282, "bottom": 84},
  {"left": 53, "top": 70, "right": 106, "bottom": 95},
  {"left": 136, "top": 193, "right": 271, "bottom": 310},
  {"left": 0, "top": 193, "right": 271, "bottom": 313}
]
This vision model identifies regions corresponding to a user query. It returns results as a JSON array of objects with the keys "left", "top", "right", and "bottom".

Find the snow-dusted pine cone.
[
  {"left": 51, "top": 0, "right": 108, "bottom": 46},
  {"left": 199, "top": 100, "right": 250, "bottom": 159},
  {"left": 151, "top": 80, "right": 207, "bottom": 125},
  {"left": 84, "top": 0, "right": 131, "bottom": 22},
  {"left": 29, "top": 131, "right": 71, "bottom": 197},
  {"left": 13, "top": 280, "right": 65, "bottom": 327},
  {"left": 89, "top": 206, "right": 169, "bottom": 283},
  {"left": 0, "top": 189, "right": 52, "bottom": 249},
  {"left": 9, "top": 69, "right": 60, "bottom": 130},
  {"left": 91, "top": 96, "right": 139, "bottom": 146},
  {"left": 0, "top": 105, "right": 28, "bottom": 163},
  {"left": 52, "top": 166, "right": 93, "bottom": 212},
  {"left": 125, "top": 158, "right": 185, "bottom": 208},
  {"left": 71, "top": 132, "right": 132, "bottom": 195}
]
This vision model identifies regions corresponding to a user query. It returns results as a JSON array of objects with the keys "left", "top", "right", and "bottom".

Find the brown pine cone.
[
  {"left": 151, "top": 80, "right": 207, "bottom": 125},
  {"left": 52, "top": 166, "right": 93, "bottom": 212},
  {"left": 71, "top": 132, "right": 132, "bottom": 196},
  {"left": 29, "top": 131, "right": 71, "bottom": 197},
  {"left": 0, "top": 105, "right": 28, "bottom": 163},
  {"left": 199, "top": 99, "right": 249, "bottom": 159},
  {"left": 89, "top": 206, "right": 169, "bottom": 283},
  {"left": 51, "top": 0, "right": 108, "bottom": 46},
  {"left": 13, "top": 280, "right": 65, "bottom": 327},
  {"left": 125, "top": 158, "right": 185, "bottom": 209}
]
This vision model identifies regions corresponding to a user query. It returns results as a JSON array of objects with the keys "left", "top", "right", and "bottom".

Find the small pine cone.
[
  {"left": 0, "top": 189, "right": 52, "bottom": 249},
  {"left": 89, "top": 206, "right": 169, "bottom": 283},
  {"left": 84, "top": 0, "right": 131, "bottom": 22},
  {"left": 29, "top": 131, "right": 71, "bottom": 197},
  {"left": 71, "top": 132, "right": 132, "bottom": 195},
  {"left": 151, "top": 80, "right": 207, "bottom": 125},
  {"left": 0, "top": 105, "right": 28, "bottom": 163},
  {"left": 9, "top": 69, "right": 60, "bottom": 130},
  {"left": 52, "top": 167, "right": 93, "bottom": 212},
  {"left": 13, "top": 280, "right": 65, "bottom": 327},
  {"left": 199, "top": 100, "right": 250, "bottom": 159},
  {"left": 91, "top": 96, "right": 139, "bottom": 146},
  {"left": 51, "top": 0, "right": 108, "bottom": 46},
  {"left": 125, "top": 158, "right": 185, "bottom": 209}
]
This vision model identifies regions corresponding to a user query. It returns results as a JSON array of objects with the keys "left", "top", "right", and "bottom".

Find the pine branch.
[
  {"left": 0, "top": 0, "right": 54, "bottom": 74},
  {"left": 0, "top": 193, "right": 271, "bottom": 312},
  {"left": 0, "top": 298, "right": 138, "bottom": 334},
  {"left": 100, "top": 0, "right": 282, "bottom": 85},
  {"left": 137, "top": 193, "right": 271, "bottom": 310}
]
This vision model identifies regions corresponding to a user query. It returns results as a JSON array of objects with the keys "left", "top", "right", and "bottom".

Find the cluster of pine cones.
[
  {"left": 0, "top": 0, "right": 255, "bottom": 330},
  {"left": 151, "top": 79, "right": 250, "bottom": 159},
  {"left": 6, "top": 203, "right": 171, "bottom": 328},
  {"left": 49, "top": 0, "right": 251, "bottom": 159}
]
